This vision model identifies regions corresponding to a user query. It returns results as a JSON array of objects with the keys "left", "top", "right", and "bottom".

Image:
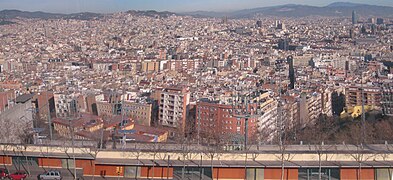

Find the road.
[{"left": 2, "top": 164, "right": 83, "bottom": 180}]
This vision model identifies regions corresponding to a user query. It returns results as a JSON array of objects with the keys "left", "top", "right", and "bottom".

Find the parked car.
[
  {"left": 9, "top": 171, "right": 27, "bottom": 180},
  {"left": 0, "top": 168, "right": 9, "bottom": 179},
  {"left": 38, "top": 170, "right": 62, "bottom": 180}
]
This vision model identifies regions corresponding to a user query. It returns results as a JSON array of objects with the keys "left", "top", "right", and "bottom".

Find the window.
[
  {"left": 298, "top": 168, "right": 339, "bottom": 180},
  {"left": 237, "top": 121, "right": 241, "bottom": 126}
]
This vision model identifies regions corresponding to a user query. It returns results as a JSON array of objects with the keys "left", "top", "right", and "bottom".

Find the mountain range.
[
  {"left": 1, "top": 2, "right": 393, "bottom": 20},
  {"left": 0, "top": 10, "right": 102, "bottom": 20},
  {"left": 183, "top": 2, "right": 393, "bottom": 18}
]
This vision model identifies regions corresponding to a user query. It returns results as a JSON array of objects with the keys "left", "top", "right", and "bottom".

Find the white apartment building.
[
  {"left": 158, "top": 87, "right": 190, "bottom": 134},
  {"left": 54, "top": 93, "right": 79, "bottom": 118}
]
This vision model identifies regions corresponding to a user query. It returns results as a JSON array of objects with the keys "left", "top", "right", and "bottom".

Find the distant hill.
[
  {"left": 2, "top": 2, "right": 393, "bottom": 20},
  {"left": 231, "top": 2, "right": 393, "bottom": 18},
  {"left": 126, "top": 10, "right": 176, "bottom": 18},
  {"left": 326, "top": 2, "right": 367, "bottom": 7},
  {"left": 0, "top": 20, "right": 15, "bottom": 25},
  {"left": 184, "top": 2, "right": 393, "bottom": 18},
  {"left": 0, "top": 9, "right": 62, "bottom": 19},
  {"left": 0, "top": 9, "right": 176, "bottom": 20},
  {"left": 180, "top": 11, "right": 231, "bottom": 18},
  {"left": 0, "top": 10, "right": 102, "bottom": 20}
]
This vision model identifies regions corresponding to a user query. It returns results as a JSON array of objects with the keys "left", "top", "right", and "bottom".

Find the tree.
[
  {"left": 273, "top": 143, "right": 294, "bottom": 180},
  {"left": 121, "top": 144, "right": 144, "bottom": 179},
  {"left": 149, "top": 142, "right": 165, "bottom": 179},
  {"left": 0, "top": 144, "right": 11, "bottom": 172},
  {"left": 203, "top": 144, "right": 222, "bottom": 180},
  {"left": 306, "top": 143, "right": 335, "bottom": 180},
  {"left": 303, "top": 115, "right": 336, "bottom": 180},
  {"left": 380, "top": 143, "right": 393, "bottom": 179},
  {"left": 156, "top": 144, "right": 171, "bottom": 179},
  {"left": 80, "top": 145, "right": 101, "bottom": 180},
  {"left": 0, "top": 118, "right": 31, "bottom": 143},
  {"left": 173, "top": 125, "right": 193, "bottom": 179},
  {"left": 345, "top": 144, "right": 376, "bottom": 180}
]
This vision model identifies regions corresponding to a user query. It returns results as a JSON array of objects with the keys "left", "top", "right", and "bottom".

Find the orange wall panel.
[
  {"left": 76, "top": 159, "right": 94, "bottom": 175},
  {"left": 94, "top": 165, "right": 124, "bottom": 177},
  {"left": 340, "top": 168, "right": 374, "bottom": 180},
  {"left": 38, "top": 158, "right": 62, "bottom": 167},
  {"left": 264, "top": 168, "right": 298, "bottom": 180},
  {"left": 140, "top": 167, "right": 173, "bottom": 178},
  {"left": 0, "top": 156, "right": 11, "bottom": 165},
  {"left": 213, "top": 168, "right": 245, "bottom": 179}
]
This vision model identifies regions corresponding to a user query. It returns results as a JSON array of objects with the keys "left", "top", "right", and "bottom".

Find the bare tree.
[
  {"left": 203, "top": 144, "right": 222, "bottom": 179},
  {"left": 303, "top": 115, "right": 336, "bottom": 180},
  {"left": 345, "top": 144, "right": 376, "bottom": 180},
  {"left": 156, "top": 145, "right": 171, "bottom": 180},
  {"left": 380, "top": 143, "right": 393, "bottom": 179},
  {"left": 80, "top": 145, "right": 101, "bottom": 180},
  {"left": 0, "top": 118, "right": 26, "bottom": 143},
  {"left": 0, "top": 144, "right": 11, "bottom": 172},
  {"left": 122, "top": 144, "right": 144, "bottom": 179},
  {"left": 273, "top": 143, "right": 294, "bottom": 180},
  {"left": 149, "top": 142, "right": 165, "bottom": 179},
  {"left": 175, "top": 132, "right": 192, "bottom": 179}
]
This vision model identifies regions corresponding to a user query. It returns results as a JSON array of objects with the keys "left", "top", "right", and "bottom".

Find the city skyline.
[
  {"left": 0, "top": 0, "right": 393, "bottom": 178},
  {"left": 1, "top": 0, "right": 393, "bottom": 13}
]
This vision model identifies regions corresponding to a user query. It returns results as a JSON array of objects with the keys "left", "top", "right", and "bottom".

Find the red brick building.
[{"left": 196, "top": 100, "right": 258, "bottom": 145}]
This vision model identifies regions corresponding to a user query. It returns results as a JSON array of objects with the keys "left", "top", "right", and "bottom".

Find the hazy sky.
[{"left": 0, "top": 0, "right": 392, "bottom": 13}]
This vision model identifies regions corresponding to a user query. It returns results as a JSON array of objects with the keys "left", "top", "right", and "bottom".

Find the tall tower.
[
  {"left": 256, "top": 20, "right": 262, "bottom": 28},
  {"left": 287, "top": 56, "right": 295, "bottom": 90},
  {"left": 352, "top": 10, "right": 357, "bottom": 25}
]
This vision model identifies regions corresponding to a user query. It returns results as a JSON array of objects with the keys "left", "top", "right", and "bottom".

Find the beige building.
[
  {"left": 52, "top": 113, "right": 104, "bottom": 140},
  {"left": 345, "top": 85, "right": 382, "bottom": 110},
  {"left": 122, "top": 100, "right": 152, "bottom": 126},
  {"left": 96, "top": 101, "right": 115, "bottom": 117},
  {"left": 141, "top": 60, "right": 160, "bottom": 73},
  {"left": 299, "top": 92, "right": 322, "bottom": 127}
]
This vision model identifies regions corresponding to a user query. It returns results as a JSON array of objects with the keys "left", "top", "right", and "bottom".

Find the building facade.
[
  {"left": 54, "top": 93, "right": 80, "bottom": 118},
  {"left": 196, "top": 100, "right": 258, "bottom": 145},
  {"left": 158, "top": 87, "right": 190, "bottom": 136},
  {"left": 382, "top": 82, "right": 393, "bottom": 116},
  {"left": 123, "top": 100, "right": 153, "bottom": 126},
  {"left": 345, "top": 85, "right": 382, "bottom": 110}
]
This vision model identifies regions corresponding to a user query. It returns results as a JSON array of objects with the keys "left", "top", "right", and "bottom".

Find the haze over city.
[{"left": 1, "top": 0, "right": 393, "bottom": 13}]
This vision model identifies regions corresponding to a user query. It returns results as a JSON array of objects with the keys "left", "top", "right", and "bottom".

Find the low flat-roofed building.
[{"left": 52, "top": 113, "right": 104, "bottom": 138}]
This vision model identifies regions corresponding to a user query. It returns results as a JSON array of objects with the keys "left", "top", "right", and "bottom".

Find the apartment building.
[
  {"left": 299, "top": 92, "right": 322, "bottom": 127},
  {"left": 158, "top": 87, "right": 190, "bottom": 136},
  {"left": 54, "top": 93, "right": 80, "bottom": 118},
  {"left": 257, "top": 92, "right": 278, "bottom": 142},
  {"left": 382, "top": 81, "right": 393, "bottom": 116},
  {"left": 196, "top": 99, "right": 258, "bottom": 145},
  {"left": 345, "top": 85, "right": 382, "bottom": 110},
  {"left": 122, "top": 100, "right": 153, "bottom": 126}
]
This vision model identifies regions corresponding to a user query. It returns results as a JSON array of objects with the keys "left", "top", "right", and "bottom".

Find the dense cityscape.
[{"left": 0, "top": 1, "right": 393, "bottom": 179}]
